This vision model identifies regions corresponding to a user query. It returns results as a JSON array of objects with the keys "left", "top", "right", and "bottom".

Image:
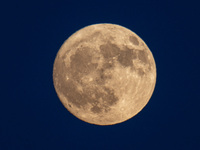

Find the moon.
[{"left": 53, "top": 23, "right": 156, "bottom": 125}]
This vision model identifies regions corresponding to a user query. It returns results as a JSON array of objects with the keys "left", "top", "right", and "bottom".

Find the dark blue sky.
[{"left": 1, "top": 0, "right": 200, "bottom": 150}]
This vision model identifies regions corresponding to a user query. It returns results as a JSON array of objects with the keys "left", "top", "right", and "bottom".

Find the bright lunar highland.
[{"left": 53, "top": 23, "right": 156, "bottom": 125}]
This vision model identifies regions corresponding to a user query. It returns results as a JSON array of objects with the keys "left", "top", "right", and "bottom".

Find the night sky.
[{"left": 1, "top": 0, "right": 200, "bottom": 150}]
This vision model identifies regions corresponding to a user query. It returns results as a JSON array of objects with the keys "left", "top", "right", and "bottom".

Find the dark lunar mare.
[
  {"left": 137, "top": 50, "right": 148, "bottom": 64},
  {"left": 99, "top": 42, "right": 137, "bottom": 69},
  {"left": 70, "top": 47, "right": 98, "bottom": 80}
]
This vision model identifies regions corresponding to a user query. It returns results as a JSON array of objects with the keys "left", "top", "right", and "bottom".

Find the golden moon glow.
[{"left": 53, "top": 23, "right": 156, "bottom": 125}]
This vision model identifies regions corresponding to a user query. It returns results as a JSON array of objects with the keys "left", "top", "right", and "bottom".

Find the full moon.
[{"left": 53, "top": 23, "right": 156, "bottom": 125}]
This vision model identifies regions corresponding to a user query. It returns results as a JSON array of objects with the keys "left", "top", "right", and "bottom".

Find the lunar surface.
[{"left": 53, "top": 23, "right": 156, "bottom": 125}]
